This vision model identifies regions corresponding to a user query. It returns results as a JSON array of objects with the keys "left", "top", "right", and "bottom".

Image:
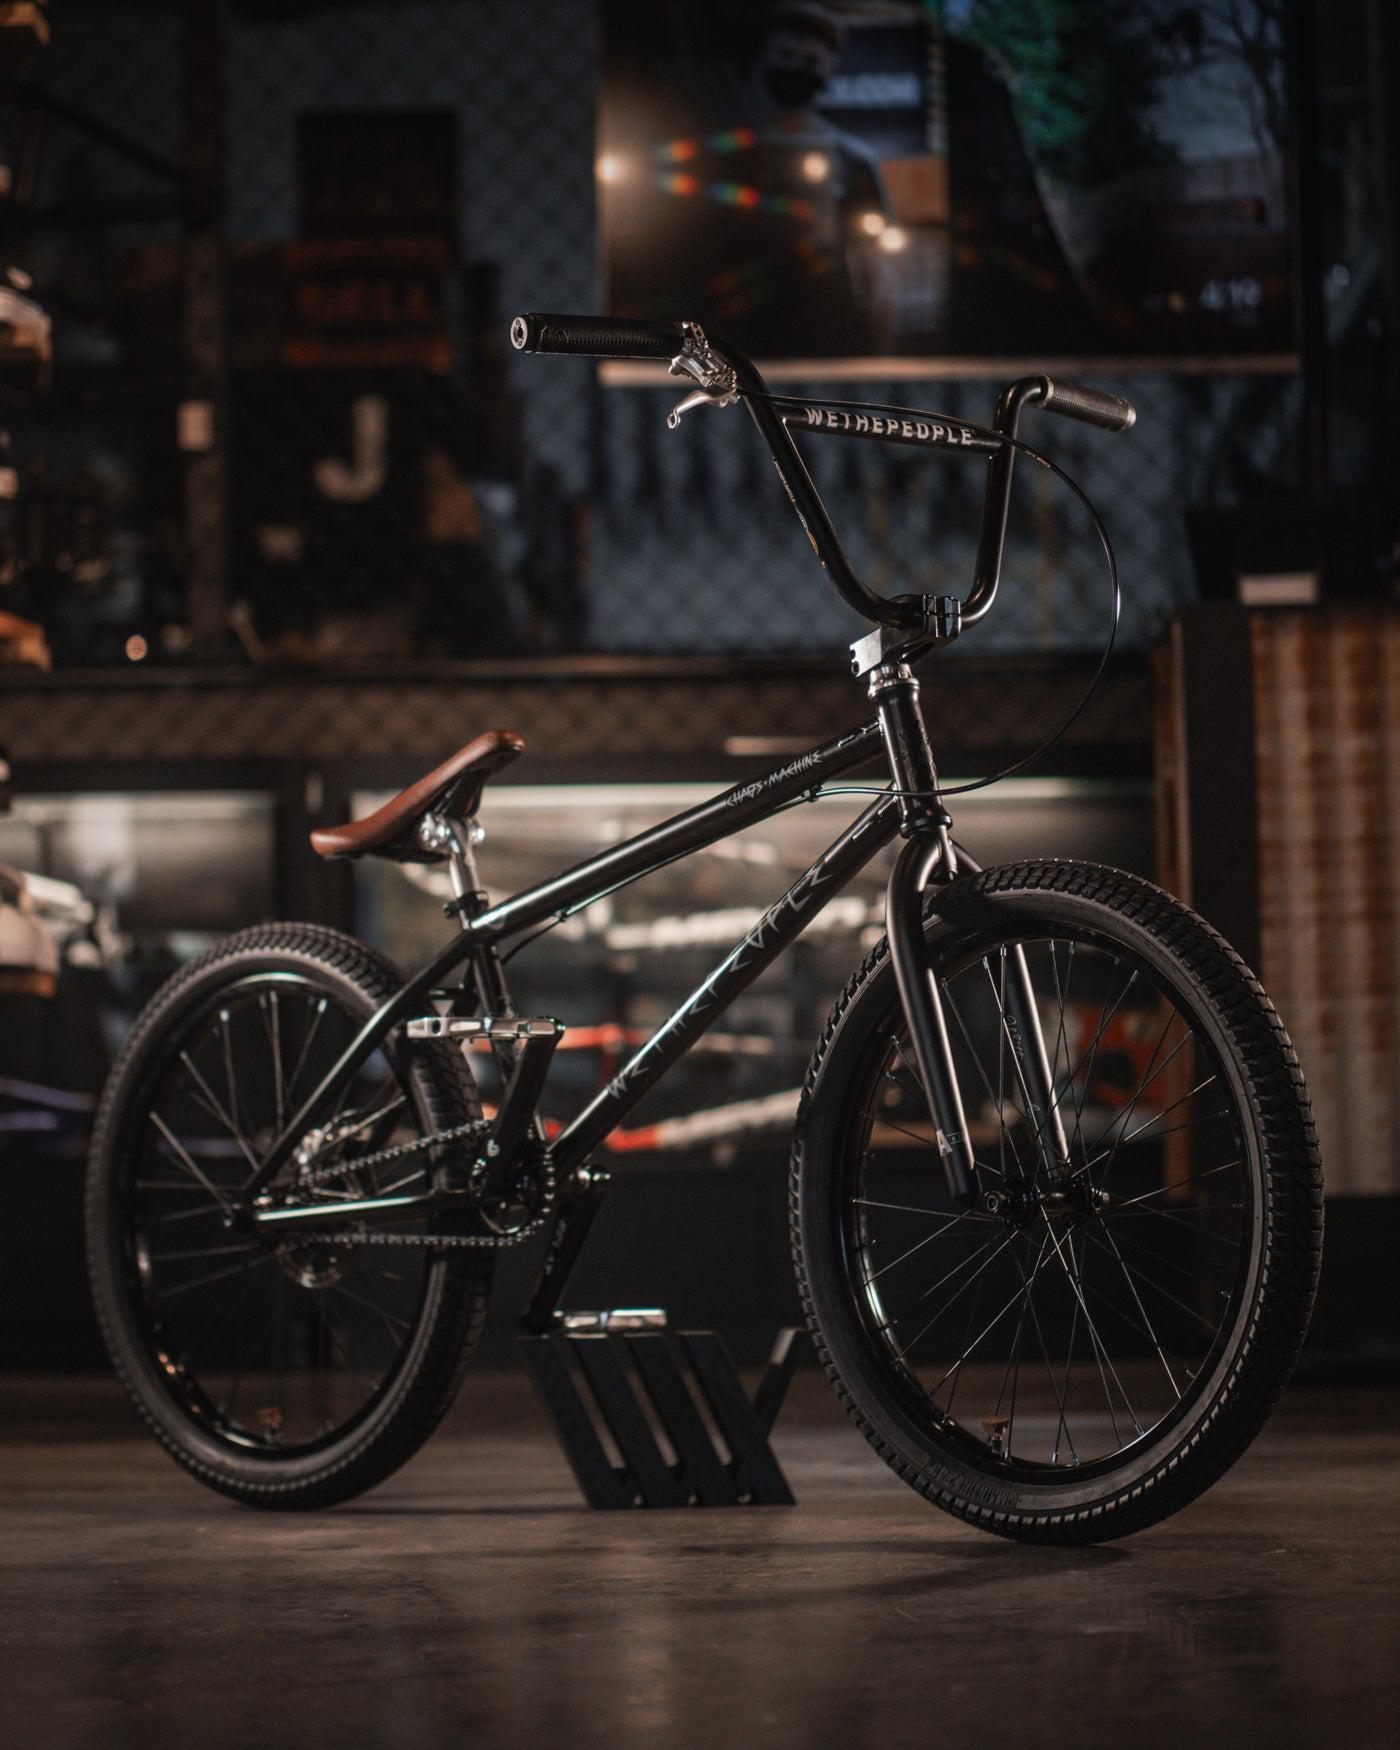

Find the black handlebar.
[
  {"left": 509, "top": 311, "right": 1135, "bottom": 643},
  {"left": 510, "top": 311, "right": 686, "bottom": 362},
  {"left": 1034, "top": 375, "right": 1136, "bottom": 433}
]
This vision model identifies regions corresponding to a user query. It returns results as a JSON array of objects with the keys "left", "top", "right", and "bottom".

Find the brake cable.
[{"left": 502, "top": 386, "right": 1123, "bottom": 967}]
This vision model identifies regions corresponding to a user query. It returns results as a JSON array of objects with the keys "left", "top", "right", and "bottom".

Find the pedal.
[
  {"left": 408, "top": 1014, "right": 561, "bottom": 1174},
  {"left": 519, "top": 1322, "right": 802, "bottom": 1509},
  {"left": 561, "top": 1308, "right": 666, "bottom": 1334},
  {"left": 406, "top": 1014, "right": 563, "bottom": 1042}
]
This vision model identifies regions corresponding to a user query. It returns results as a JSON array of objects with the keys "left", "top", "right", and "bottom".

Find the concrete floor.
[{"left": 2, "top": 1370, "right": 1396, "bottom": 1749}]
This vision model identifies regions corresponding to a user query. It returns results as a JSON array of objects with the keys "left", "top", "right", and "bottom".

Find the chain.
[
  {"left": 296, "top": 1118, "right": 490, "bottom": 1190},
  {"left": 286, "top": 1118, "right": 557, "bottom": 1251}
]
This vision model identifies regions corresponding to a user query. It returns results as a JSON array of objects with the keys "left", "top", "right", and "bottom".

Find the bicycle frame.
[{"left": 245, "top": 328, "right": 1100, "bottom": 1325}]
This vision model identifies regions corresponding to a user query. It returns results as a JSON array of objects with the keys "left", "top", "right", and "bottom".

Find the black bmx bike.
[{"left": 86, "top": 314, "right": 1323, "bottom": 1543}]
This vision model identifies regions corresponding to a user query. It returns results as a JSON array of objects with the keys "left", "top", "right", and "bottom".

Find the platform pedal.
[
  {"left": 405, "top": 1014, "right": 563, "bottom": 1042},
  {"left": 519, "top": 1320, "right": 802, "bottom": 1509},
  {"left": 408, "top": 1013, "right": 561, "bottom": 1172}
]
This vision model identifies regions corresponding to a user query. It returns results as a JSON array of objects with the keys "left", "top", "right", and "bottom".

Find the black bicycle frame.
[
  {"left": 246, "top": 329, "right": 1088, "bottom": 1326},
  {"left": 250, "top": 721, "right": 893, "bottom": 1195}
]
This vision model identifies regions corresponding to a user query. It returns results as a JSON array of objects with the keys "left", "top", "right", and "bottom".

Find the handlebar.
[
  {"left": 510, "top": 312, "right": 687, "bottom": 362},
  {"left": 1034, "top": 375, "right": 1136, "bottom": 433},
  {"left": 509, "top": 310, "right": 1135, "bottom": 646}
]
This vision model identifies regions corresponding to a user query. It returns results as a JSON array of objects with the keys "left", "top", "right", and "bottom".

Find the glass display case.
[{"left": 0, "top": 792, "right": 276, "bottom": 1151}]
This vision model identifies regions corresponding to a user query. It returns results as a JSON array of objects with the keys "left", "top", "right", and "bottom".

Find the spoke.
[
  {"left": 1083, "top": 1228, "right": 1224, "bottom": 1335},
  {"left": 1028, "top": 966, "right": 1140, "bottom": 1169},
  {"left": 149, "top": 1112, "right": 236, "bottom": 1216},
  {"left": 1083, "top": 1076, "right": 1221, "bottom": 1179},
  {"left": 261, "top": 992, "right": 286, "bottom": 1130},
  {"left": 853, "top": 1196, "right": 976, "bottom": 1220},
  {"left": 1115, "top": 1203, "right": 1245, "bottom": 1248},
  {"left": 925, "top": 1235, "right": 1056, "bottom": 1405},
  {"left": 891, "top": 1231, "right": 1020, "bottom": 1363},
  {"left": 1052, "top": 1229, "right": 1085, "bottom": 1464},
  {"left": 153, "top": 1199, "right": 236, "bottom": 1227},
  {"left": 981, "top": 951, "right": 1044, "bottom": 1178},
  {"left": 1083, "top": 1022, "right": 1191, "bottom": 1175},
  {"left": 219, "top": 1290, "right": 283, "bottom": 1428},
  {"left": 862, "top": 1209, "right": 981, "bottom": 1288},
  {"left": 148, "top": 1240, "right": 261, "bottom": 1264},
  {"left": 219, "top": 1009, "right": 240, "bottom": 1140},
  {"left": 285, "top": 996, "right": 329, "bottom": 1109},
  {"left": 1072, "top": 1257, "right": 1193, "bottom": 1368},
  {"left": 331, "top": 1278, "right": 412, "bottom": 1342},
  {"left": 1046, "top": 941, "right": 1078, "bottom": 1148},
  {"left": 1093, "top": 1219, "right": 1211, "bottom": 1294},
  {"left": 178, "top": 1051, "right": 261, "bottom": 1177},
  {"left": 993, "top": 1233, "right": 1049, "bottom": 1461},
  {"left": 870, "top": 1105, "right": 1003, "bottom": 1180},
  {"left": 1093, "top": 1222, "right": 1182, "bottom": 1397},
  {"left": 1113, "top": 1160, "right": 1243, "bottom": 1208},
  {"left": 179, "top": 1258, "right": 265, "bottom": 1370},
  {"left": 157, "top": 1254, "right": 274, "bottom": 1299},
  {"left": 331, "top": 1095, "right": 407, "bottom": 1150},
  {"left": 1040, "top": 1214, "right": 1142, "bottom": 1436},
  {"left": 942, "top": 986, "right": 1026, "bottom": 1178}
]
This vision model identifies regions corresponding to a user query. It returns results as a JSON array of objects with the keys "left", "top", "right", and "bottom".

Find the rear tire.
[
  {"left": 792, "top": 861, "right": 1322, "bottom": 1543},
  {"left": 86, "top": 924, "right": 493, "bottom": 1509}
]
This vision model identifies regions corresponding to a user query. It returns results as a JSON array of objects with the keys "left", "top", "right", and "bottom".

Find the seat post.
[{"left": 417, "top": 810, "right": 487, "bottom": 927}]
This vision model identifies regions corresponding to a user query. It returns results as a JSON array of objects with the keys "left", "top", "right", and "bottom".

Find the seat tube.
[{"left": 872, "top": 663, "right": 978, "bottom": 1206}]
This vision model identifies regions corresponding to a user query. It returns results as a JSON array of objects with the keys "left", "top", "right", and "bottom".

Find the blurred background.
[{"left": 0, "top": 0, "right": 1395, "bottom": 1371}]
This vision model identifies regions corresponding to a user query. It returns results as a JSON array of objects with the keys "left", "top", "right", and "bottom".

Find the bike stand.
[{"left": 518, "top": 1315, "right": 802, "bottom": 1508}]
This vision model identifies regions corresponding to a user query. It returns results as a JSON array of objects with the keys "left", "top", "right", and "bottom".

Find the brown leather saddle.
[{"left": 309, "top": 730, "right": 523, "bottom": 864}]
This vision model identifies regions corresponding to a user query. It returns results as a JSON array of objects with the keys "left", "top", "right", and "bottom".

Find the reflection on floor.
[{"left": 2, "top": 1370, "right": 1396, "bottom": 1748}]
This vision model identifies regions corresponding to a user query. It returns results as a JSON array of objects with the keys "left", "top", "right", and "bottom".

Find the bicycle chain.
[
  {"left": 287, "top": 1119, "right": 557, "bottom": 1251},
  {"left": 295, "top": 1118, "right": 490, "bottom": 1191}
]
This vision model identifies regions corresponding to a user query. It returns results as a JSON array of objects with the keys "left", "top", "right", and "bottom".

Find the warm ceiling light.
[
  {"left": 859, "top": 210, "right": 886, "bottom": 236},
  {"left": 877, "top": 225, "right": 908, "bottom": 253},
  {"left": 801, "top": 151, "right": 830, "bottom": 182},
  {"left": 125, "top": 634, "right": 148, "bottom": 662},
  {"left": 595, "top": 153, "right": 627, "bottom": 184}
]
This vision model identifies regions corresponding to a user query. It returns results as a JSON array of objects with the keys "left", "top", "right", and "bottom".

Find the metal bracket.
[
  {"left": 519, "top": 1323, "right": 802, "bottom": 1508},
  {"left": 849, "top": 595, "right": 961, "bottom": 678}
]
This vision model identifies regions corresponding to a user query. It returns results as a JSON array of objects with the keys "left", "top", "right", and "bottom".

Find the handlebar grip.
[
  {"left": 1038, "top": 377, "right": 1136, "bottom": 433},
  {"left": 510, "top": 312, "right": 686, "bottom": 362}
]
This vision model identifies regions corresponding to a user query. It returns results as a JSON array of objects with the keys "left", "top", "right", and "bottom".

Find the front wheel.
[{"left": 792, "top": 861, "right": 1322, "bottom": 1543}]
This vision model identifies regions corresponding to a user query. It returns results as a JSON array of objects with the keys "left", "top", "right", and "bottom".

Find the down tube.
[{"left": 550, "top": 795, "right": 900, "bottom": 1176}]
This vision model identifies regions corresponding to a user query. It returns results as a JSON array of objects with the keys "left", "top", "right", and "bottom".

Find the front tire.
[{"left": 792, "top": 861, "right": 1322, "bottom": 1544}]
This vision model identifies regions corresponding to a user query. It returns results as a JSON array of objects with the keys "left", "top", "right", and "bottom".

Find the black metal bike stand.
[{"left": 518, "top": 1320, "right": 803, "bottom": 1508}]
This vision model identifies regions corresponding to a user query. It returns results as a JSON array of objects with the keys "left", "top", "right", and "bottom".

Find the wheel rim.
[
  {"left": 115, "top": 972, "right": 449, "bottom": 1457},
  {"left": 838, "top": 926, "right": 1256, "bottom": 1482}
]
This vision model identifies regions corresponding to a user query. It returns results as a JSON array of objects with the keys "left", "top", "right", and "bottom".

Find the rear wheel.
[
  {"left": 86, "top": 924, "right": 493, "bottom": 1509},
  {"left": 792, "top": 862, "right": 1322, "bottom": 1543}
]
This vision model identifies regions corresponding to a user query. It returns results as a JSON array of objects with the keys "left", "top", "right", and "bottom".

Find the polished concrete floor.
[{"left": 2, "top": 1369, "right": 1396, "bottom": 1749}]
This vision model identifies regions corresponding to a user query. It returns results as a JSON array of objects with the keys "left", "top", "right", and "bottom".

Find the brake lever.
[
  {"left": 666, "top": 319, "right": 738, "bottom": 428},
  {"left": 667, "top": 385, "right": 737, "bottom": 429}
]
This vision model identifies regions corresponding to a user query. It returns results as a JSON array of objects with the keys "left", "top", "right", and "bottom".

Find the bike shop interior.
[{"left": 0, "top": 4, "right": 1396, "bottom": 1746}]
